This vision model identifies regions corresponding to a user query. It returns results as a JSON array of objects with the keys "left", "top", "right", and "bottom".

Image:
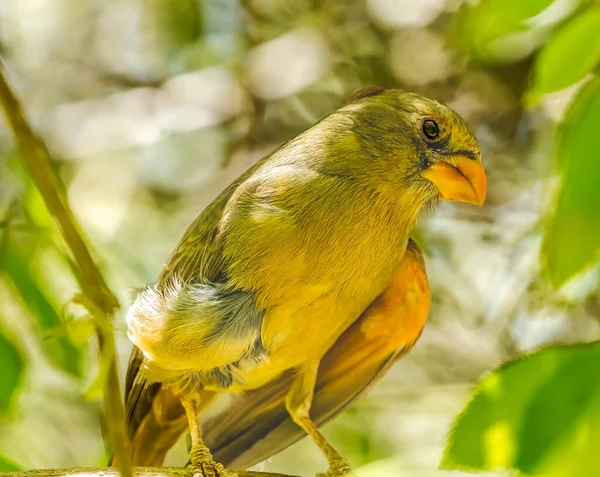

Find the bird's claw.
[
  {"left": 187, "top": 444, "right": 237, "bottom": 477},
  {"left": 190, "top": 460, "right": 237, "bottom": 477},
  {"left": 316, "top": 459, "right": 357, "bottom": 477}
]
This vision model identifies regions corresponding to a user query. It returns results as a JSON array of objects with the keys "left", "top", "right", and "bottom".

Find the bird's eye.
[{"left": 422, "top": 120, "right": 439, "bottom": 140}]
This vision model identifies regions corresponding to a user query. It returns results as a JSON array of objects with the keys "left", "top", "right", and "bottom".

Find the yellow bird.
[{"left": 116, "top": 86, "right": 486, "bottom": 477}]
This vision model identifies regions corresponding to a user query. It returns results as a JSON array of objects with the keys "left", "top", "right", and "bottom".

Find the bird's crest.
[{"left": 345, "top": 85, "right": 388, "bottom": 105}]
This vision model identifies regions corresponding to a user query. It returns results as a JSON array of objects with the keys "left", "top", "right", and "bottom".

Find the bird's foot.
[
  {"left": 316, "top": 459, "right": 357, "bottom": 477},
  {"left": 187, "top": 444, "right": 238, "bottom": 477},
  {"left": 189, "top": 460, "right": 236, "bottom": 477}
]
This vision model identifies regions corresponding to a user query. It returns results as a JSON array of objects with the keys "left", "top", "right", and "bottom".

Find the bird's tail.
[{"left": 109, "top": 347, "right": 188, "bottom": 467}]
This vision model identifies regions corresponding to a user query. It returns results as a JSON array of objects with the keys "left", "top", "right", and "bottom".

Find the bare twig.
[
  {"left": 5, "top": 468, "right": 296, "bottom": 477},
  {"left": 0, "top": 59, "right": 131, "bottom": 477}
]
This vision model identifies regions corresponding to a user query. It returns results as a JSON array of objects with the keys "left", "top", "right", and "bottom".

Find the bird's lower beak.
[{"left": 421, "top": 154, "right": 486, "bottom": 207}]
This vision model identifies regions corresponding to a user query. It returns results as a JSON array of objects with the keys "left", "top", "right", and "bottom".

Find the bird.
[{"left": 116, "top": 85, "right": 486, "bottom": 477}]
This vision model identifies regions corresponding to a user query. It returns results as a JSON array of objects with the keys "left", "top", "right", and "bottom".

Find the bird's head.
[{"left": 338, "top": 86, "right": 486, "bottom": 208}]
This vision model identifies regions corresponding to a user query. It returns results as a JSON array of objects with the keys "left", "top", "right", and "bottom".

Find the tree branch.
[
  {"left": 4, "top": 468, "right": 297, "bottom": 477},
  {"left": 0, "top": 59, "right": 131, "bottom": 477}
]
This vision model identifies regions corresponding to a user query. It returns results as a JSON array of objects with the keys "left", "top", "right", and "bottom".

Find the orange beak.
[{"left": 421, "top": 154, "right": 487, "bottom": 207}]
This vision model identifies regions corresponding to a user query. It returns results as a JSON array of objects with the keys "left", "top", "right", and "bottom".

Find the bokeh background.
[{"left": 1, "top": 0, "right": 600, "bottom": 476}]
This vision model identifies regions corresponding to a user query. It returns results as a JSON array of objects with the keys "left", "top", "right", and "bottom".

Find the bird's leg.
[
  {"left": 285, "top": 362, "right": 356, "bottom": 477},
  {"left": 181, "top": 395, "right": 237, "bottom": 477}
]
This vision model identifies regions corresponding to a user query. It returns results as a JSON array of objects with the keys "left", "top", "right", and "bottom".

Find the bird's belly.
[{"left": 217, "top": 275, "right": 390, "bottom": 393}]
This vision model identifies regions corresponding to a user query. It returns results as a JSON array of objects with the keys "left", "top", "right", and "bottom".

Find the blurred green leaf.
[
  {"left": 443, "top": 341, "right": 600, "bottom": 476},
  {"left": 454, "top": 0, "right": 577, "bottom": 63},
  {"left": 0, "top": 329, "right": 24, "bottom": 414},
  {"left": 0, "top": 233, "right": 84, "bottom": 377},
  {"left": 528, "top": 7, "right": 600, "bottom": 101},
  {"left": 0, "top": 455, "right": 20, "bottom": 472},
  {"left": 65, "top": 317, "right": 97, "bottom": 348},
  {"left": 542, "top": 77, "right": 600, "bottom": 286}
]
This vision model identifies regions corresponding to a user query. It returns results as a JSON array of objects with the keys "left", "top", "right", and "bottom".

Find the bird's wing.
[{"left": 203, "top": 238, "right": 431, "bottom": 469}]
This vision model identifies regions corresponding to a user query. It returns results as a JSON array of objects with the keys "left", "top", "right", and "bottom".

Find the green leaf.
[
  {"left": 542, "top": 77, "right": 600, "bottom": 286},
  {"left": 0, "top": 455, "right": 21, "bottom": 472},
  {"left": 0, "top": 330, "right": 24, "bottom": 414},
  {"left": 528, "top": 7, "right": 600, "bottom": 100},
  {"left": 453, "top": 0, "right": 575, "bottom": 63},
  {"left": 443, "top": 341, "right": 600, "bottom": 476},
  {"left": 0, "top": 232, "right": 84, "bottom": 377}
]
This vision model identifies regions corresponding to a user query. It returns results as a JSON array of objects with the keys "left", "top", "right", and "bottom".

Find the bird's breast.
[{"left": 219, "top": 241, "right": 409, "bottom": 393}]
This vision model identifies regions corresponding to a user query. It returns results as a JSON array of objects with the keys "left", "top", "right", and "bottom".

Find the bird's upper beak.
[{"left": 421, "top": 153, "right": 486, "bottom": 207}]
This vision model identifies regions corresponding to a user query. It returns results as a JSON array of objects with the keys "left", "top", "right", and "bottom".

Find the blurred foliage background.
[{"left": 1, "top": 0, "right": 600, "bottom": 476}]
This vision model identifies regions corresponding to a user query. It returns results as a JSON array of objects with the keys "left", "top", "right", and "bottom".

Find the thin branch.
[
  {"left": 5, "top": 468, "right": 297, "bottom": 477},
  {"left": 0, "top": 59, "right": 131, "bottom": 477}
]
